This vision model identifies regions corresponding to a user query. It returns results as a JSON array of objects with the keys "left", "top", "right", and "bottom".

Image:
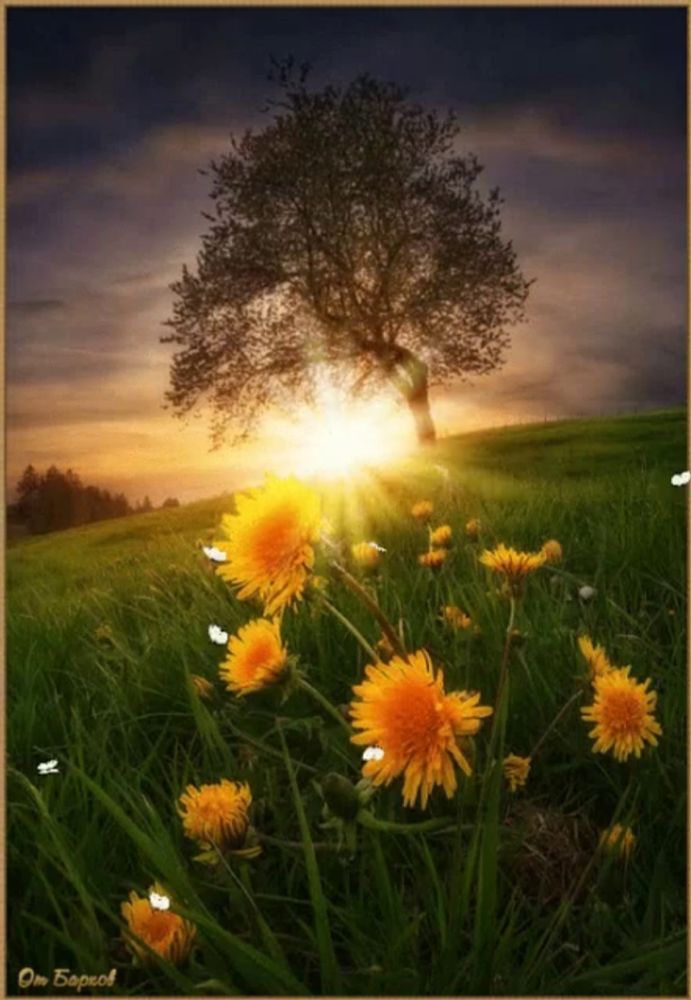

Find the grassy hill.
[{"left": 7, "top": 409, "right": 687, "bottom": 995}]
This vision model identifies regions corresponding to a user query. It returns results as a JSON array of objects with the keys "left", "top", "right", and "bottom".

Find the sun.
[
  {"left": 298, "top": 409, "right": 394, "bottom": 479},
  {"left": 268, "top": 396, "right": 411, "bottom": 481}
]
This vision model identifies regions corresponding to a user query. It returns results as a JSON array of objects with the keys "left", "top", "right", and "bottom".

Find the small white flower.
[
  {"left": 578, "top": 585, "right": 596, "bottom": 601},
  {"left": 149, "top": 891, "right": 170, "bottom": 911},
  {"left": 367, "top": 541, "right": 386, "bottom": 553},
  {"left": 37, "top": 759, "right": 59, "bottom": 774},
  {"left": 680, "top": 471, "right": 691, "bottom": 485},
  {"left": 434, "top": 464, "right": 450, "bottom": 481},
  {"left": 671, "top": 474, "right": 681, "bottom": 486},
  {"left": 362, "top": 745, "right": 385, "bottom": 762},
  {"left": 202, "top": 545, "right": 227, "bottom": 562},
  {"left": 208, "top": 624, "right": 229, "bottom": 645}
]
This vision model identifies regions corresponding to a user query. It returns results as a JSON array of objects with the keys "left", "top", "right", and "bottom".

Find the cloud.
[{"left": 8, "top": 298, "right": 65, "bottom": 315}]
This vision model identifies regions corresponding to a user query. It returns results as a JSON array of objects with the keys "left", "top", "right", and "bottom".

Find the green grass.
[{"left": 7, "top": 408, "right": 687, "bottom": 995}]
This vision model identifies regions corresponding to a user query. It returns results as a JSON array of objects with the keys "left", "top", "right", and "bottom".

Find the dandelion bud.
[{"left": 321, "top": 773, "right": 360, "bottom": 822}]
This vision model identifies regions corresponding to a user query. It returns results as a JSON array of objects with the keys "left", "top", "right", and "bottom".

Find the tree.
[
  {"left": 163, "top": 62, "right": 532, "bottom": 445},
  {"left": 161, "top": 497, "right": 180, "bottom": 508}
]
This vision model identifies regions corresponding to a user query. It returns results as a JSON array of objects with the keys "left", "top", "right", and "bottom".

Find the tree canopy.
[{"left": 164, "top": 62, "right": 532, "bottom": 444}]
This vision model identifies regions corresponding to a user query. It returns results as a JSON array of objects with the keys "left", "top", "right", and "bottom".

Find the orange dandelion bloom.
[
  {"left": 191, "top": 675, "right": 214, "bottom": 700},
  {"left": 600, "top": 823, "right": 636, "bottom": 861},
  {"left": 430, "top": 524, "right": 453, "bottom": 547},
  {"left": 419, "top": 548, "right": 448, "bottom": 569},
  {"left": 578, "top": 635, "right": 614, "bottom": 681},
  {"left": 411, "top": 500, "right": 434, "bottom": 521},
  {"left": 503, "top": 754, "right": 531, "bottom": 792},
  {"left": 349, "top": 650, "right": 493, "bottom": 808},
  {"left": 214, "top": 476, "right": 322, "bottom": 615},
  {"left": 581, "top": 666, "right": 662, "bottom": 762},
  {"left": 541, "top": 539, "right": 563, "bottom": 564},
  {"left": 351, "top": 541, "right": 382, "bottom": 569},
  {"left": 219, "top": 618, "right": 288, "bottom": 696},
  {"left": 121, "top": 883, "right": 196, "bottom": 965},
  {"left": 178, "top": 779, "right": 252, "bottom": 853},
  {"left": 479, "top": 543, "right": 546, "bottom": 596},
  {"left": 442, "top": 605, "right": 473, "bottom": 630}
]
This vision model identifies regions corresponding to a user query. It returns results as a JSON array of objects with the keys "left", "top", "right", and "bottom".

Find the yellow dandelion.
[
  {"left": 430, "top": 524, "right": 453, "bottom": 547},
  {"left": 121, "top": 883, "right": 196, "bottom": 966},
  {"left": 578, "top": 634, "right": 614, "bottom": 680},
  {"left": 600, "top": 823, "right": 636, "bottom": 861},
  {"left": 178, "top": 779, "right": 252, "bottom": 853},
  {"left": 213, "top": 475, "right": 322, "bottom": 615},
  {"left": 503, "top": 754, "right": 531, "bottom": 792},
  {"left": 349, "top": 650, "right": 493, "bottom": 809},
  {"left": 465, "top": 518, "right": 481, "bottom": 540},
  {"left": 351, "top": 541, "right": 382, "bottom": 569},
  {"left": 419, "top": 548, "right": 448, "bottom": 569},
  {"left": 411, "top": 500, "right": 434, "bottom": 521},
  {"left": 219, "top": 618, "right": 288, "bottom": 696},
  {"left": 479, "top": 543, "right": 546, "bottom": 596},
  {"left": 541, "top": 539, "right": 563, "bottom": 564},
  {"left": 581, "top": 666, "right": 662, "bottom": 762},
  {"left": 442, "top": 605, "right": 473, "bottom": 630},
  {"left": 190, "top": 675, "right": 214, "bottom": 700}
]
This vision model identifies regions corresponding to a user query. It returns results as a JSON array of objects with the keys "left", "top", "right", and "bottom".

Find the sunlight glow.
[{"left": 284, "top": 399, "right": 411, "bottom": 480}]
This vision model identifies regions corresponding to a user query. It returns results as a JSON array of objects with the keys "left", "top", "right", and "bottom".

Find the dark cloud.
[{"left": 8, "top": 298, "right": 65, "bottom": 315}]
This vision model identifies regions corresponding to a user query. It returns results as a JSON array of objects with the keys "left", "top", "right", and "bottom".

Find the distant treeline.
[{"left": 7, "top": 464, "right": 180, "bottom": 536}]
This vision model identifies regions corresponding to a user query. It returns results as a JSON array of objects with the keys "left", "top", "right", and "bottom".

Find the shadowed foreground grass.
[{"left": 7, "top": 409, "right": 687, "bottom": 995}]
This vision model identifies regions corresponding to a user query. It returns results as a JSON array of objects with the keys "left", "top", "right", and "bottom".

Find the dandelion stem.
[
  {"left": 223, "top": 718, "right": 319, "bottom": 775},
  {"left": 314, "top": 592, "right": 379, "bottom": 662},
  {"left": 329, "top": 560, "right": 407, "bottom": 658},
  {"left": 355, "top": 810, "right": 462, "bottom": 835},
  {"left": 529, "top": 689, "right": 583, "bottom": 760},
  {"left": 296, "top": 676, "right": 352, "bottom": 736},
  {"left": 256, "top": 832, "right": 341, "bottom": 853},
  {"left": 489, "top": 596, "right": 516, "bottom": 747}
]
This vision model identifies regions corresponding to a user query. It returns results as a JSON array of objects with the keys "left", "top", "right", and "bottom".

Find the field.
[{"left": 7, "top": 409, "right": 687, "bottom": 996}]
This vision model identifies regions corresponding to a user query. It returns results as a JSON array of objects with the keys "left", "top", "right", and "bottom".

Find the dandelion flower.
[
  {"left": 578, "top": 635, "right": 613, "bottom": 680},
  {"left": 503, "top": 754, "right": 531, "bottom": 792},
  {"left": 178, "top": 779, "right": 252, "bottom": 853},
  {"left": 578, "top": 584, "right": 596, "bottom": 602},
  {"left": 442, "top": 605, "right": 473, "bottom": 630},
  {"left": 430, "top": 524, "right": 453, "bottom": 547},
  {"left": 121, "top": 883, "right": 196, "bottom": 965},
  {"left": 541, "top": 539, "right": 563, "bottom": 564},
  {"left": 419, "top": 548, "right": 447, "bottom": 569},
  {"left": 411, "top": 500, "right": 433, "bottom": 521},
  {"left": 581, "top": 666, "right": 662, "bottom": 762},
  {"left": 479, "top": 543, "right": 546, "bottom": 596},
  {"left": 219, "top": 618, "right": 288, "bottom": 696},
  {"left": 465, "top": 518, "right": 481, "bottom": 540},
  {"left": 351, "top": 541, "right": 382, "bottom": 569},
  {"left": 600, "top": 823, "right": 636, "bottom": 861},
  {"left": 349, "top": 650, "right": 493, "bottom": 808},
  {"left": 191, "top": 675, "right": 214, "bottom": 700},
  {"left": 214, "top": 475, "right": 322, "bottom": 615}
]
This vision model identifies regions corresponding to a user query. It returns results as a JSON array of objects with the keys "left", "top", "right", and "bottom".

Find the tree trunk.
[
  {"left": 406, "top": 377, "right": 436, "bottom": 444},
  {"left": 381, "top": 344, "right": 437, "bottom": 444}
]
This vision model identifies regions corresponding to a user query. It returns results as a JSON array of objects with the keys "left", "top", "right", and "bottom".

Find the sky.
[{"left": 7, "top": 7, "right": 687, "bottom": 504}]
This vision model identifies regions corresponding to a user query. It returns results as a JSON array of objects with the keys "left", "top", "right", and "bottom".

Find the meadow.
[{"left": 7, "top": 408, "right": 687, "bottom": 996}]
